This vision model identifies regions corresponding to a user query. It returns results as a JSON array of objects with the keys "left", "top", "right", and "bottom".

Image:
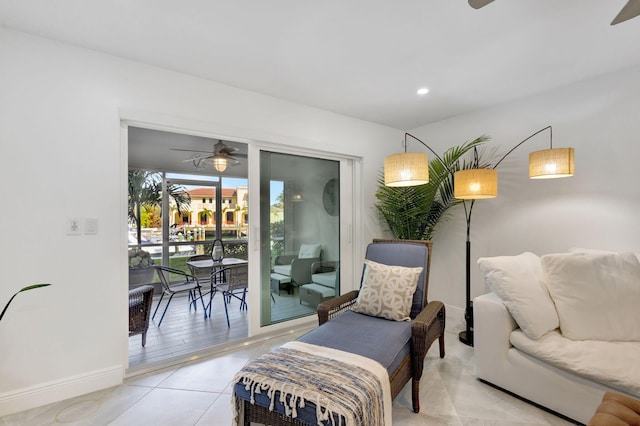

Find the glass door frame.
[
  {"left": 121, "top": 114, "right": 364, "bottom": 356},
  {"left": 245, "top": 142, "right": 361, "bottom": 337}
]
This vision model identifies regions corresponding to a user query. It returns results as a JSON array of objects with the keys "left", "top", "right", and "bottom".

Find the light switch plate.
[
  {"left": 67, "top": 218, "right": 82, "bottom": 235},
  {"left": 84, "top": 217, "right": 98, "bottom": 235}
]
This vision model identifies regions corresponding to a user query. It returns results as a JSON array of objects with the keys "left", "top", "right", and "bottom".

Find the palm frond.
[{"left": 0, "top": 284, "right": 51, "bottom": 323}]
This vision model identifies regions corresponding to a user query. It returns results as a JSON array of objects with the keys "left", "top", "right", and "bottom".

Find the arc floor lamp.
[{"left": 384, "top": 126, "right": 574, "bottom": 347}]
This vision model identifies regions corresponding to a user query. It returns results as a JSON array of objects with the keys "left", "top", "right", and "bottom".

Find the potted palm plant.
[{"left": 375, "top": 136, "right": 490, "bottom": 240}]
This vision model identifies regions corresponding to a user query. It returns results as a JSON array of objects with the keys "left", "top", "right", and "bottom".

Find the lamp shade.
[
  {"left": 529, "top": 148, "right": 574, "bottom": 179},
  {"left": 384, "top": 152, "right": 429, "bottom": 187},
  {"left": 454, "top": 169, "right": 498, "bottom": 199}
]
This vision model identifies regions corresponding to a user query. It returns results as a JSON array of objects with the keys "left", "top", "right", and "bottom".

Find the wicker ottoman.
[{"left": 299, "top": 283, "right": 335, "bottom": 307}]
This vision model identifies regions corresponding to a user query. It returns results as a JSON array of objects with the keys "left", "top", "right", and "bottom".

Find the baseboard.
[{"left": 0, "top": 365, "right": 123, "bottom": 417}]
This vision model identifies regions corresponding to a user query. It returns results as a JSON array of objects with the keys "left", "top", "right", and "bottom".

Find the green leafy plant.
[
  {"left": 375, "top": 136, "right": 491, "bottom": 240},
  {"left": 128, "top": 248, "right": 155, "bottom": 269},
  {"left": 0, "top": 284, "right": 51, "bottom": 323}
]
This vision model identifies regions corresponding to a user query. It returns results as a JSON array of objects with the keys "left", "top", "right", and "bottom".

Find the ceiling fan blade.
[
  {"left": 611, "top": 0, "right": 640, "bottom": 25},
  {"left": 171, "top": 148, "right": 211, "bottom": 154},
  {"left": 181, "top": 154, "right": 212, "bottom": 162},
  {"left": 468, "top": 0, "right": 495, "bottom": 9}
]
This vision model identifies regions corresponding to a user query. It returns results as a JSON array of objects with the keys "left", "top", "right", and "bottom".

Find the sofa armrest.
[
  {"left": 289, "top": 257, "right": 319, "bottom": 284},
  {"left": 410, "top": 301, "right": 446, "bottom": 380},
  {"left": 474, "top": 292, "right": 518, "bottom": 381},
  {"left": 317, "top": 290, "right": 359, "bottom": 325}
]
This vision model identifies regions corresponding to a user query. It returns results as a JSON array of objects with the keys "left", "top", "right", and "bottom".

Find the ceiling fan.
[
  {"left": 468, "top": 0, "right": 640, "bottom": 25},
  {"left": 172, "top": 140, "right": 246, "bottom": 173}
]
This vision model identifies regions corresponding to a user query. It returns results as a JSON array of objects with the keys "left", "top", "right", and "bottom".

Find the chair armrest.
[
  {"left": 274, "top": 254, "right": 297, "bottom": 265},
  {"left": 289, "top": 257, "right": 319, "bottom": 284},
  {"left": 410, "top": 300, "right": 446, "bottom": 380},
  {"left": 311, "top": 261, "right": 337, "bottom": 274},
  {"left": 316, "top": 290, "right": 359, "bottom": 325}
]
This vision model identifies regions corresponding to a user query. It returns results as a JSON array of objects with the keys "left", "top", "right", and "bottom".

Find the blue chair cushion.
[{"left": 298, "top": 310, "right": 411, "bottom": 375}]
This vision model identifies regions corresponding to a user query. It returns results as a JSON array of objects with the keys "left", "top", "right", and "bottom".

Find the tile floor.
[{"left": 1, "top": 330, "right": 579, "bottom": 426}]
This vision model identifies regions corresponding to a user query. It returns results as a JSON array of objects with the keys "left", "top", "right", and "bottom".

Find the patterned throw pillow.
[{"left": 352, "top": 259, "right": 423, "bottom": 321}]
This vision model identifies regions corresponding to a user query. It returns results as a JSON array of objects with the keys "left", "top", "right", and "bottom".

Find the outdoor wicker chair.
[
  {"left": 152, "top": 266, "right": 207, "bottom": 327},
  {"left": 234, "top": 239, "right": 446, "bottom": 425},
  {"left": 128, "top": 285, "right": 154, "bottom": 347}
]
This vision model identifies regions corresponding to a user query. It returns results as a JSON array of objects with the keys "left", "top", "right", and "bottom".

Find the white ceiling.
[{"left": 1, "top": 0, "right": 640, "bottom": 130}]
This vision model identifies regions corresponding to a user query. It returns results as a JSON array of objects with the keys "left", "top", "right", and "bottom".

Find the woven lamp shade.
[
  {"left": 529, "top": 148, "right": 574, "bottom": 179},
  {"left": 454, "top": 169, "right": 498, "bottom": 199},
  {"left": 384, "top": 152, "right": 429, "bottom": 187}
]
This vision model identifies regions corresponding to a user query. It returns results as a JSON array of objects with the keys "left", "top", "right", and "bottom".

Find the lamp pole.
[
  {"left": 457, "top": 125, "right": 556, "bottom": 347},
  {"left": 459, "top": 199, "right": 475, "bottom": 346}
]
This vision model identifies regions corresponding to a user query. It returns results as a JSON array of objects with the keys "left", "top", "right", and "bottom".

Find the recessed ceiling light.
[{"left": 417, "top": 87, "right": 429, "bottom": 95}]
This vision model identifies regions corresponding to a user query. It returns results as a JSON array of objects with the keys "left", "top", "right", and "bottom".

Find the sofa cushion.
[
  {"left": 478, "top": 252, "right": 559, "bottom": 340},
  {"left": 541, "top": 251, "right": 640, "bottom": 342},
  {"left": 298, "top": 243, "right": 322, "bottom": 259},
  {"left": 352, "top": 259, "right": 422, "bottom": 321},
  {"left": 510, "top": 329, "right": 640, "bottom": 397},
  {"left": 569, "top": 247, "right": 640, "bottom": 264},
  {"left": 298, "top": 309, "right": 411, "bottom": 375}
]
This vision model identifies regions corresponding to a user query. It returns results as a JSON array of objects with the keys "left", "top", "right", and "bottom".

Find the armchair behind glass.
[{"left": 272, "top": 243, "right": 322, "bottom": 286}]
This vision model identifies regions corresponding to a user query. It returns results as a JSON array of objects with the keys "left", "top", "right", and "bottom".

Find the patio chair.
[
  {"left": 152, "top": 266, "right": 207, "bottom": 327},
  {"left": 212, "top": 263, "right": 248, "bottom": 327},
  {"left": 272, "top": 243, "right": 321, "bottom": 286},
  {"left": 128, "top": 285, "right": 154, "bottom": 347},
  {"left": 188, "top": 254, "right": 216, "bottom": 296}
]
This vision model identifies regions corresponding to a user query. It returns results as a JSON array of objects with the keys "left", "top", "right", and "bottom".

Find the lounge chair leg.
[
  {"left": 141, "top": 331, "right": 147, "bottom": 347},
  {"left": 439, "top": 333, "right": 445, "bottom": 358},
  {"left": 412, "top": 380, "right": 420, "bottom": 413}
]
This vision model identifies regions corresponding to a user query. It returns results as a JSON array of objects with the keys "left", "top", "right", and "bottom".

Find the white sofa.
[{"left": 474, "top": 250, "right": 640, "bottom": 424}]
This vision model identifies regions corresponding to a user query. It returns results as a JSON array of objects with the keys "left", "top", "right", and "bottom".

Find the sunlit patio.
[{"left": 128, "top": 285, "right": 316, "bottom": 369}]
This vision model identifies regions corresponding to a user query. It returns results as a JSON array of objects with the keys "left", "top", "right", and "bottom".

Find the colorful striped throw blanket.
[{"left": 232, "top": 341, "right": 392, "bottom": 426}]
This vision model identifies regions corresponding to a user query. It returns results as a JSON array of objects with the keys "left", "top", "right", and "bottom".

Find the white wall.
[
  {"left": 410, "top": 64, "right": 640, "bottom": 331},
  {"left": 0, "top": 28, "right": 399, "bottom": 415}
]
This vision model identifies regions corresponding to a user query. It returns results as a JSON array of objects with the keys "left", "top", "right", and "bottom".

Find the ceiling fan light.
[
  {"left": 213, "top": 156, "right": 228, "bottom": 172},
  {"left": 454, "top": 168, "right": 497, "bottom": 199},
  {"left": 384, "top": 152, "right": 429, "bottom": 187},
  {"left": 529, "top": 148, "right": 574, "bottom": 179}
]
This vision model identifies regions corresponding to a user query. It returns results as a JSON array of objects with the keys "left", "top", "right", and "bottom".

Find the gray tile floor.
[{"left": 1, "top": 330, "right": 579, "bottom": 425}]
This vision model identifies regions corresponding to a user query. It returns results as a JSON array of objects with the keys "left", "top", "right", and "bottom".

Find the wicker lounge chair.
[
  {"left": 128, "top": 285, "right": 154, "bottom": 347},
  {"left": 234, "top": 239, "right": 446, "bottom": 425}
]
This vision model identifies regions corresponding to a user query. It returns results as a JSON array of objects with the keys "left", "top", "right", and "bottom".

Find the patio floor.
[{"left": 128, "top": 285, "right": 317, "bottom": 369}]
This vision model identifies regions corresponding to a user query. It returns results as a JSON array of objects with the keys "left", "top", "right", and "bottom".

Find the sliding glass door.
[{"left": 259, "top": 151, "right": 340, "bottom": 325}]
